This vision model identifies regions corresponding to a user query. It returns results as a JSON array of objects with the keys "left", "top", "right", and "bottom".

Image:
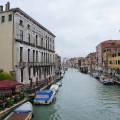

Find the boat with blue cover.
[
  {"left": 34, "top": 90, "right": 56, "bottom": 105},
  {"left": 4, "top": 102, "right": 33, "bottom": 120}
]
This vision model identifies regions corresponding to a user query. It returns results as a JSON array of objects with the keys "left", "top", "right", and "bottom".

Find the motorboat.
[
  {"left": 34, "top": 90, "right": 56, "bottom": 105},
  {"left": 100, "top": 75, "right": 113, "bottom": 85},
  {"left": 92, "top": 72, "right": 99, "bottom": 79},
  {"left": 4, "top": 102, "right": 33, "bottom": 120},
  {"left": 50, "top": 84, "right": 59, "bottom": 92},
  {"left": 56, "top": 81, "right": 62, "bottom": 87}
]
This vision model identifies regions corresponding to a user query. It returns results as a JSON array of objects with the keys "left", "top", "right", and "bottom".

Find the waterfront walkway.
[{"left": 0, "top": 75, "right": 63, "bottom": 120}]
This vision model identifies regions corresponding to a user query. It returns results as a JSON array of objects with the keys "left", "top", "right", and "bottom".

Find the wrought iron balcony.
[
  {"left": 18, "top": 62, "right": 27, "bottom": 68},
  {"left": 27, "top": 62, "right": 55, "bottom": 67}
]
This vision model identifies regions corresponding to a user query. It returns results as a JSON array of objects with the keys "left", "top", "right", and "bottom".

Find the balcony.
[
  {"left": 19, "top": 62, "right": 26, "bottom": 68},
  {"left": 27, "top": 62, "right": 55, "bottom": 67}
]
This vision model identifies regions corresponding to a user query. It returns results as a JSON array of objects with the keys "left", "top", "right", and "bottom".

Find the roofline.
[
  {"left": 0, "top": 8, "right": 56, "bottom": 37},
  {"left": 96, "top": 40, "right": 120, "bottom": 47}
]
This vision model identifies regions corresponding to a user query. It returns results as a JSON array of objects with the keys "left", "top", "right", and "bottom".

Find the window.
[
  {"left": 1, "top": 16, "right": 5, "bottom": 23},
  {"left": 28, "top": 33, "right": 30, "bottom": 43},
  {"left": 21, "top": 69, "right": 23, "bottom": 82},
  {"left": 48, "top": 41, "right": 50, "bottom": 50},
  {"left": 118, "top": 52, "right": 120, "bottom": 56},
  {"left": 27, "top": 24, "right": 30, "bottom": 29},
  {"left": 116, "top": 60, "right": 117, "bottom": 64},
  {"left": 33, "top": 68, "right": 36, "bottom": 77},
  {"left": 19, "top": 20, "right": 23, "bottom": 26},
  {"left": 28, "top": 49, "right": 30, "bottom": 62},
  {"left": 109, "top": 61, "right": 112, "bottom": 64},
  {"left": 8, "top": 14, "right": 12, "bottom": 21},
  {"left": 39, "top": 68, "right": 41, "bottom": 79},
  {"left": 41, "top": 38, "right": 43, "bottom": 47},
  {"left": 36, "top": 35, "right": 38, "bottom": 45},
  {"left": 20, "top": 47, "right": 23, "bottom": 62},
  {"left": 33, "top": 50, "right": 35, "bottom": 62},
  {"left": 28, "top": 68, "right": 31, "bottom": 77},
  {"left": 36, "top": 51, "right": 38, "bottom": 62},
  {"left": 46, "top": 40, "right": 47, "bottom": 49},
  {"left": 118, "top": 60, "right": 120, "bottom": 65},
  {"left": 20, "top": 30, "right": 23, "bottom": 40},
  {"left": 41, "top": 52, "right": 43, "bottom": 62}
]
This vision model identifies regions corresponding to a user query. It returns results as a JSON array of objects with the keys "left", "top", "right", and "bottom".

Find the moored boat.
[
  {"left": 92, "top": 72, "right": 100, "bottom": 79},
  {"left": 4, "top": 102, "right": 33, "bottom": 120},
  {"left": 100, "top": 75, "right": 113, "bottom": 85},
  {"left": 34, "top": 90, "right": 56, "bottom": 105},
  {"left": 50, "top": 84, "right": 59, "bottom": 92},
  {"left": 56, "top": 81, "right": 62, "bottom": 87}
]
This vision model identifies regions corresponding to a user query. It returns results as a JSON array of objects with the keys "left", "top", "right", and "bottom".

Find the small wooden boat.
[
  {"left": 4, "top": 102, "right": 33, "bottom": 120},
  {"left": 56, "top": 81, "right": 62, "bottom": 87},
  {"left": 50, "top": 84, "right": 59, "bottom": 92},
  {"left": 34, "top": 90, "right": 56, "bottom": 105}
]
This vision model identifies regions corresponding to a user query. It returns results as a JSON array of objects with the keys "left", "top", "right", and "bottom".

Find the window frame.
[
  {"left": 8, "top": 14, "right": 12, "bottom": 21},
  {"left": 1, "top": 16, "right": 5, "bottom": 23}
]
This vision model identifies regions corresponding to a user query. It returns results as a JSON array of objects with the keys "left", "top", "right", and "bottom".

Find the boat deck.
[{"left": 5, "top": 112, "right": 32, "bottom": 120}]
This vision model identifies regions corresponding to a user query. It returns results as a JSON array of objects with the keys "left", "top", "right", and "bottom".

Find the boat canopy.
[
  {"left": 13, "top": 102, "right": 33, "bottom": 113},
  {"left": 36, "top": 90, "right": 53, "bottom": 95},
  {"left": 35, "top": 90, "right": 53, "bottom": 101}
]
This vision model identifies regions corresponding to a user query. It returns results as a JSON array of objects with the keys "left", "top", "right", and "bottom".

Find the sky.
[{"left": 1, "top": 0, "right": 120, "bottom": 58}]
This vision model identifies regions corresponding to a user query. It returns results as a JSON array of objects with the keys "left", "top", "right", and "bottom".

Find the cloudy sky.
[{"left": 1, "top": 0, "right": 120, "bottom": 58}]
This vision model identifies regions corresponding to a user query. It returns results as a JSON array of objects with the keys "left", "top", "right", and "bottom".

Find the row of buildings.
[
  {"left": 0, "top": 2, "right": 61, "bottom": 86},
  {"left": 66, "top": 40, "right": 120, "bottom": 76}
]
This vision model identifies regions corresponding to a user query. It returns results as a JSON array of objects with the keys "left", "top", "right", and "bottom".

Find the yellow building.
[{"left": 108, "top": 48, "right": 120, "bottom": 74}]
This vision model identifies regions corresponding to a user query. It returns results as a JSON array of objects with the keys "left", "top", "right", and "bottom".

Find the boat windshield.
[{"left": 36, "top": 95, "right": 49, "bottom": 98}]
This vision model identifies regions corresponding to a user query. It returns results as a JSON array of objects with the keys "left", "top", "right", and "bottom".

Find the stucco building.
[
  {"left": 55, "top": 54, "right": 61, "bottom": 73},
  {"left": 96, "top": 40, "right": 120, "bottom": 71},
  {"left": 0, "top": 2, "right": 56, "bottom": 85}
]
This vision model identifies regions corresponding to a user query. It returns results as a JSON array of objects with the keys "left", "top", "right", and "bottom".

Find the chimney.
[
  {"left": 0, "top": 6, "right": 3, "bottom": 12},
  {"left": 7, "top": 2, "right": 10, "bottom": 10},
  {"left": 5, "top": 2, "right": 10, "bottom": 11}
]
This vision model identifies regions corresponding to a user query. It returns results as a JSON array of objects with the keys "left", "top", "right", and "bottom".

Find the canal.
[{"left": 32, "top": 68, "right": 120, "bottom": 120}]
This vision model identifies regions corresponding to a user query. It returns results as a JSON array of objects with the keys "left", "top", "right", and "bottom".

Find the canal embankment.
[{"left": 0, "top": 75, "right": 63, "bottom": 120}]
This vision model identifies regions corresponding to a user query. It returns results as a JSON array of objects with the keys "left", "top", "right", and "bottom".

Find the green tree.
[
  {"left": 0, "top": 69, "right": 3, "bottom": 73},
  {"left": 0, "top": 72, "right": 13, "bottom": 81}
]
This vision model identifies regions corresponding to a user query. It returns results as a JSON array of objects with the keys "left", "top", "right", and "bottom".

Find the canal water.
[{"left": 32, "top": 68, "right": 120, "bottom": 120}]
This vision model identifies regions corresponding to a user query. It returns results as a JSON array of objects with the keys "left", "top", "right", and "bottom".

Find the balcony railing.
[
  {"left": 27, "top": 62, "right": 55, "bottom": 67},
  {"left": 19, "top": 62, "right": 27, "bottom": 68},
  {"left": 15, "top": 39, "right": 55, "bottom": 53},
  {"left": 16, "top": 62, "right": 55, "bottom": 68}
]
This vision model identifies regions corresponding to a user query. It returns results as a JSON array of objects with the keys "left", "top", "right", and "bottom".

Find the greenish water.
[{"left": 32, "top": 68, "right": 120, "bottom": 120}]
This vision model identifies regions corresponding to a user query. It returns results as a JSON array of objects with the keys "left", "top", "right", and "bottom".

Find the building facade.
[
  {"left": 108, "top": 47, "right": 120, "bottom": 75},
  {"left": 55, "top": 54, "right": 61, "bottom": 73},
  {"left": 86, "top": 52, "right": 96, "bottom": 72},
  {"left": 96, "top": 40, "right": 120, "bottom": 71},
  {"left": 0, "top": 3, "right": 56, "bottom": 85}
]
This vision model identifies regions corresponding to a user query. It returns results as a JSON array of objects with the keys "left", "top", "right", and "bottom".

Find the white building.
[{"left": 0, "top": 2, "right": 56, "bottom": 85}]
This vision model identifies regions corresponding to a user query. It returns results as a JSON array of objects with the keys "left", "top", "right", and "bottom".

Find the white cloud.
[{"left": 1, "top": 0, "right": 120, "bottom": 58}]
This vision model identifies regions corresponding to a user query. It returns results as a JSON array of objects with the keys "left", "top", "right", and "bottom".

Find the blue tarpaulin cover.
[{"left": 34, "top": 90, "right": 53, "bottom": 101}]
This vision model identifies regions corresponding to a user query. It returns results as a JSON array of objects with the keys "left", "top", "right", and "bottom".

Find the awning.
[{"left": 0, "top": 80, "right": 23, "bottom": 90}]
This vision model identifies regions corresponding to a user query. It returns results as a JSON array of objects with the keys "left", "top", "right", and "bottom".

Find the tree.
[
  {"left": 0, "top": 72, "right": 13, "bottom": 81},
  {"left": 0, "top": 69, "right": 3, "bottom": 73}
]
